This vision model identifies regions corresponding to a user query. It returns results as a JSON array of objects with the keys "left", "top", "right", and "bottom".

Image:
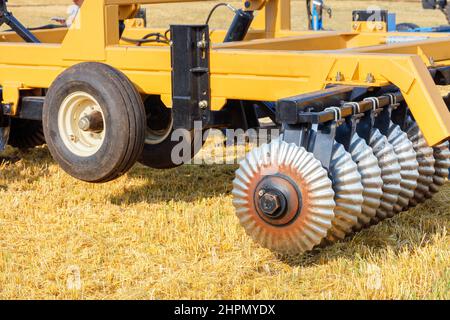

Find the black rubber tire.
[
  {"left": 138, "top": 96, "right": 205, "bottom": 169},
  {"left": 43, "top": 62, "right": 146, "bottom": 183},
  {"left": 8, "top": 118, "right": 46, "bottom": 149},
  {"left": 396, "top": 23, "right": 420, "bottom": 31}
]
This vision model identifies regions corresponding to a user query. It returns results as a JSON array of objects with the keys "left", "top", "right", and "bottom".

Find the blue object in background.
[
  {"left": 308, "top": 0, "right": 332, "bottom": 31},
  {"left": 311, "top": 0, "right": 323, "bottom": 31}
]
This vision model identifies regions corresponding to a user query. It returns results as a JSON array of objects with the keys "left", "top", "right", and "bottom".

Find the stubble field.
[{"left": 0, "top": 0, "right": 449, "bottom": 299}]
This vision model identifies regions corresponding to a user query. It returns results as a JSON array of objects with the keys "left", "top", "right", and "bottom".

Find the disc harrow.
[
  {"left": 326, "top": 142, "right": 363, "bottom": 242},
  {"left": 348, "top": 132, "right": 383, "bottom": 228},
  {"left": 405, "top": 120, "right": 436, "bottom": 207},
  {"left": 234, "top": 89, "right": 448, "bottom": 255},
  {"left": 385, "top": 122, "right": 420, "bottom": 214},
  {"left": 0, "top": 0, "right": 448, "bottom": 258},
  {"left": 368, "top": 128, "right": 401, "bottom": 225},
  {"left": 426, "top": 142, "right": 450, "bottom": 198}
]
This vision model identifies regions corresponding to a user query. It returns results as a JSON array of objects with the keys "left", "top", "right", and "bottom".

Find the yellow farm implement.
[{"left": 0, "top": 0, "right": 449, "bottom": 254}]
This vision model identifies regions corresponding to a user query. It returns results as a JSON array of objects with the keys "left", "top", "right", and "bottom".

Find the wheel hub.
[
  {"left": 254, "top": 175, "right": 302, "bottom": 226},
  {"left": 78, "top": 111, "right": 104, "bottom": 133},
  {"left": 58, "top": 91, "right": 106, "bottom": 158}
]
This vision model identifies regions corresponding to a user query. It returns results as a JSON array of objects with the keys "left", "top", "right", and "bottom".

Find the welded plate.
[
  {"left": 327, "top": 142, "right": 363, "bottom": 242},
  {"left": 349, "top": 133, "right": 383, "bottom": 226},
  {"left": 405, "top": 121, "right": 435, "bottom": 207},
  {"left": 232, "top": 140, "right": 335, "bottom": 254},
  {"left": 386, "top": 122, "right": 419, "bottom": 214},
  {"left": 368, "top": 128, "right": 401, "bottom": 225}
]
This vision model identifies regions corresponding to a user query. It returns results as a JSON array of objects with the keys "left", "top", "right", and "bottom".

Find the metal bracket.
[
  {"left": 170, "top": 25, "right": 211, "bottom": 131},
  {"left": 336, "top": 102, "right": 361, "bottom": 150},
  {"left": 277, "top": 86, "right": 355, "bottom": 124},
  {"left": 0, "top": 96, "right": 10, "bottom": 152},
  {"left": 19, "top": 96, "right": 44, "bottom": 121},
  {"left": 283, "top": 121, "right": 337, "bottom": 171},
  {"left": 370, "top": 97, "right": 392, "bottom": 135}
]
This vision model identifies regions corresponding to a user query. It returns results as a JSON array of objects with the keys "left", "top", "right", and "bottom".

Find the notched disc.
[
  {"left": 327, "top": 142, "right": 364, "bottom": 242},
  {"left": 368, "top": 128, "right": 401, "bottom": 225},
  {"left": 232, "top": 140, "right": 336, "bottom": 254},
  {"left": 386, "top": 122, "right": 419, "bottom": 213},
  {"left": 425, "top": 141, "right": 450, "bottom": 198},
  {"left": 349, "top": 133, "right": 383, "bottom": 226},
  {"left": 405, "top": 121, "right": 435, "bottom": 207}
]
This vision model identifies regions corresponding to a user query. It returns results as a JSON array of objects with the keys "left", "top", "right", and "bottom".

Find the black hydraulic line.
[
  {"left": 205, "top": 3, "right": 235, "bottom": 25},
  {"left": 121, "top": 32, "right": 170, "bottom": 45}
]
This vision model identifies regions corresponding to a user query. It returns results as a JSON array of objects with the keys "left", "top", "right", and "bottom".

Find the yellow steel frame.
[{"left": 0, "top": 0, "right": 449, "bottom": 145}]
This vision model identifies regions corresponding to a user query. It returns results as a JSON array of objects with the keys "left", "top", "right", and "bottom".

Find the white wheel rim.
[
  {"left": 58, "top": 91, "right": 106, "bottom": 157},
  {"left": 145, "top": 117, "right": 173, "bottom": 145}
]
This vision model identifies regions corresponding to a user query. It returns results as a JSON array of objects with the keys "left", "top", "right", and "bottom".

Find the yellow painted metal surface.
[
  {"left": 1, "top": 82, "right": 21, "bottom": 115},
  {"left": 0, "top": 0, "right": 448, "bottom": 145}
]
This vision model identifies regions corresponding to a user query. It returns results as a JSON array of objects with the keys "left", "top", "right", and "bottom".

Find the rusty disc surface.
[{"left": 232, "top": 140, "right": 335, "bottom": 254}]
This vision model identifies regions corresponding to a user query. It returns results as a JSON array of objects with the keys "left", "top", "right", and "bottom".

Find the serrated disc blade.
[
  {"left": 386, "top": 122, "right": 419, "bottom": 213},
  {"left": 368, "top": 128, "right": 401, "bottom": 224},
  {"left": 349, "top": 133, "right": 383, "bottom": 226},
  {"left": 232, "top": 140, "right": 335, "bottom": 254},
  {"left": 405, "top": 121, "right": 435, "bottom": 207},
  {"left": 425, "top": 141, "right": 450, "bottom": 198},
  {"left": 326, "top": 142, "right": 364, "bottom": 242}
]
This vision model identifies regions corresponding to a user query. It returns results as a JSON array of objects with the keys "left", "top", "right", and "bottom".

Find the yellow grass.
[{"left": 0, "top": 0, "right": 449, "bottom": 300}]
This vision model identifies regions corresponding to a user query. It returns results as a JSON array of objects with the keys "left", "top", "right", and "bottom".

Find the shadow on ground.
[
  {"left": 278, "top": 195, "right": 450, "bottom": 267},
  {"left": 2, "top": 145, "right": 448, "bottom": 268},
  {"left": 109, "top": 163, "right": 239, "bottom": 205}
]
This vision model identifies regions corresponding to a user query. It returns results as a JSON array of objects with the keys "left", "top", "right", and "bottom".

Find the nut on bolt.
[
  {"left": 260, "top": 193, "right": 281, "bottom": 216},
  {"left": 366, "top": 73, "right": 375, "bottom": 83},
  {"left": 197, "top": 40, "right": 207, "bottom": 49},
  {"left": 198, "top": 100, "right": 208, "bottom": 109}
]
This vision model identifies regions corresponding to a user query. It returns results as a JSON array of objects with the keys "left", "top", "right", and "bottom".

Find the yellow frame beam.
[{"left": 0, "top": 0, "right": 449, "bottom": 146}]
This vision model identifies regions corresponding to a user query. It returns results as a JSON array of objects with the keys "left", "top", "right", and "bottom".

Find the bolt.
[
  {"left": 197, "top": 40, "right": 207, "bottom": 49},
  {"left": 198, "top": 100, "right": 208, "bottom": 109},
  {"left": 2, "top": 103, "right": 12, "bottom": 115},
  {"left": 259, "top": 193, "right": 281, "bottom": 217},
  {"left": 335, "top": 72, "right": 344, "bottom": 82},
  {"left": 366, "top": 73, "right": 375, "bottom": 83},
  {"left": 429, "top": 56, "right": 435, "bottom": 66},
  {"left": 70, "top": 134, "right": 78, "bottom": 143},
  {"left": 258, "top": 189, "right": 266, "bottom": 197}
]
